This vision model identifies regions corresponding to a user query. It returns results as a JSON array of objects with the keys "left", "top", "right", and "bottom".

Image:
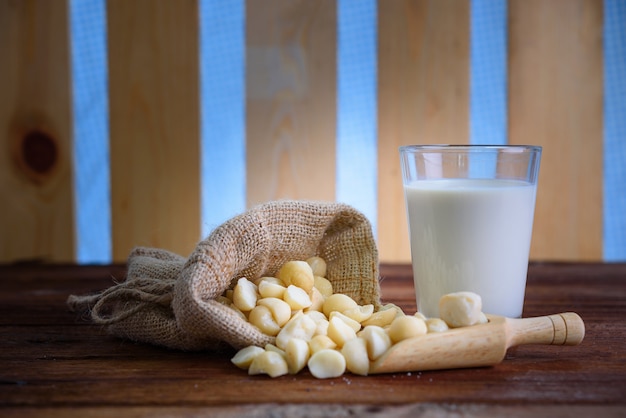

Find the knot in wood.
[{"left": 21, "top": 130, "right": 58, "bottom": 175}]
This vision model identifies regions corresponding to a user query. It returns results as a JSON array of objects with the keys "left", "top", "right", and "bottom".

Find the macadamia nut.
[
  {"left": 387, "top": 315, "right": 428, "bottom": 343},
  {"left": 229, "top": 257, "right": 489, "bottom": 379},
  {"left": 283, "top": 285, "right": 313, "bottom": 310},
  {"left": 439, "top": 291, "right": 485, "bottom": 328},
  {"left": 314, "top": 276, "right": 333, "bottom": 298},
  {"left": 248, "top": 305, "right": 281, "bottom": 336},
  {"left": 232, "top": 277, "right": 257, "bottom": 312},
  {"left": 275, "top": 312, "right": 317, "bottom": 350},
  {"left": 307, "top": 349, "right": 346, "bottom": 379},
  {"left": 358, "top": 325, "right": 392, "bottom": 361},
  {"left": 426, "top": 317, "right": 450, "bottom": 333},
  {"left": 231, "top": 345, "right": 264, "bottom": 369},
  {"left": 306, "top": 256, "right": 327, "bottom": 277},
  {"left": 277, "top": 261, "right": 315, "bottom": 294},
  {"left": 248, "top": 350, "right": 288, "bottom": 377},
  {"left": 327, "top": 316, "right": 357, "bottom": 348},
  {"left": 341, "top": 337, "right": 369, "bottom": 376},
  {"left": 285, "top": 338, "right": 310, "bottom": 375},
  {"left": 322, "top": 293, "right": 358, "bottom": 317}
]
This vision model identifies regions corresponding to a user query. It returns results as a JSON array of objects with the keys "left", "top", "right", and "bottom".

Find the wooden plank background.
[
  {"left": 0, "top": 0, "right": 606, "bottom": 264},
  {"left": 508, "top": 0, "right": 603, "bottom": 261},
  {"left": 0, "top": 0, "right": 74, "bottom": 262},
  {"left": 246, "top": 0, "right": 337, "bottom": 207},
  {"left": 107, "top": 0, "right": 201, "bottom": 261},
  {"left": 377, "top": 0, "right": 471, "bottom": 262}
]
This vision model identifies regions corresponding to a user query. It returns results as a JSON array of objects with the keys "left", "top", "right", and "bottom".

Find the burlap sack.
[{"left": 67, "top": 200, "right": 381, "bottom": 351}]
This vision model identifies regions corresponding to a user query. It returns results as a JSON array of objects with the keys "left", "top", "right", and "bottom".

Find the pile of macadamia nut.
[{"left": 220, "top": 257, "right": 487, "bottom": 379}]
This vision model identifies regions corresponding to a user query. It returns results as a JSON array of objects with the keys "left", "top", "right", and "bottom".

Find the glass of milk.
[{"left": 399, "top": 145, "right": 542, "bottom": 318}]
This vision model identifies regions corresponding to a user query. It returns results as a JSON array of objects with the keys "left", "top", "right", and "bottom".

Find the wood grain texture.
[
  {"left": 377, "top": 0, "right": 470, "bottom": 262},
  {"left": 107, "top": 0, "right": 200, "bottom": 261},
  {"left": 0, "top": 0, "right": 74, "bottom": 263},
  {"left": 245, "top": 0, "right": 337, "bottom": 207},
  {"left": 508, "top": 0, "right": 603, "bottom": 261},
  {"left": 1, "top": 262, "right": 625, "bottom": 414},
  {"left": 1, "top": 405, "right": 624, "bottom": 418}
]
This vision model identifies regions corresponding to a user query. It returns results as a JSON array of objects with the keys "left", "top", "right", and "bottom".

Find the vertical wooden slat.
[
  {"left": 377, "top": 0, "right": 470, "bottom": 262},
  {"left": 0, "top": 0, "right": 74, "bottom": 262},
  {"left": 246, "top": 0, "right": 337, "bottom": 207},
  {"left": 508, "top": 0, "right": 603, "bottom": 261},
  {"left": 108, "top": 0, "right": 200, "bottom": 261}
]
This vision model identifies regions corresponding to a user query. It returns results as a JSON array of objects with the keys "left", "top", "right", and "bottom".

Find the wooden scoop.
[{"left": 369, "top": 312, "right": 585, "bottom": 374}]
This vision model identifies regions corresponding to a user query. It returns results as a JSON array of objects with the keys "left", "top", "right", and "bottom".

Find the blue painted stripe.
[
  {"left": 603, "top": 0, "right": 626, "bottom": 261},
  {"left": 70, "top": 0, "right": 111, "bottom": 264},
  {"left": 470, "top": 0, "right": 507, "bottom": 146},
  {"left": 336, "top": 0, "right": 378, "bottom": 233},
  {"left": 199, "top": 0, "right": 246, "bottom": 238}
]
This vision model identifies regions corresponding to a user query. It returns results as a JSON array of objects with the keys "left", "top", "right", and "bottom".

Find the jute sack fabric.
[{"left": 67, "top": 200, "right": 381, "bottom": 351}]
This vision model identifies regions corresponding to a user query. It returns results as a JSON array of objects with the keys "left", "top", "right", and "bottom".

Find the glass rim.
[{"left": 399, "top": 144, "right": 542, "bottom": 153}]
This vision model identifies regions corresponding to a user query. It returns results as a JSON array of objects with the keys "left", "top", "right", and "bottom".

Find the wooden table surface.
[{"left": 1, "top": 262, "right": 625, "bottom": 417}]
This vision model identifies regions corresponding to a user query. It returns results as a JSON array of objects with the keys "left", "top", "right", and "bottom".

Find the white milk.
[{"left": 404, "top": 178, "right": 537, "bottom": 318}]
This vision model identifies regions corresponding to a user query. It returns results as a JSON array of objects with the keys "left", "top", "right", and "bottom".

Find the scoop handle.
[{"left": 507, "top": 312, "right": 585, "bottom": 348}]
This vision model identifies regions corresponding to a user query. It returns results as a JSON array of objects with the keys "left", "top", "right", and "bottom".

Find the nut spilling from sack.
[
  {"left": 228, "top": 256, "right": 488, "bottom": 379},
  {"left": 66, "top": 201, "right": 381, "bottom": 352}
]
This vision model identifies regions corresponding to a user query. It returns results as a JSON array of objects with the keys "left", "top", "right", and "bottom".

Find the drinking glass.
[{"left": 400, "top": 145, "right": 542, "bottom": 318}]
